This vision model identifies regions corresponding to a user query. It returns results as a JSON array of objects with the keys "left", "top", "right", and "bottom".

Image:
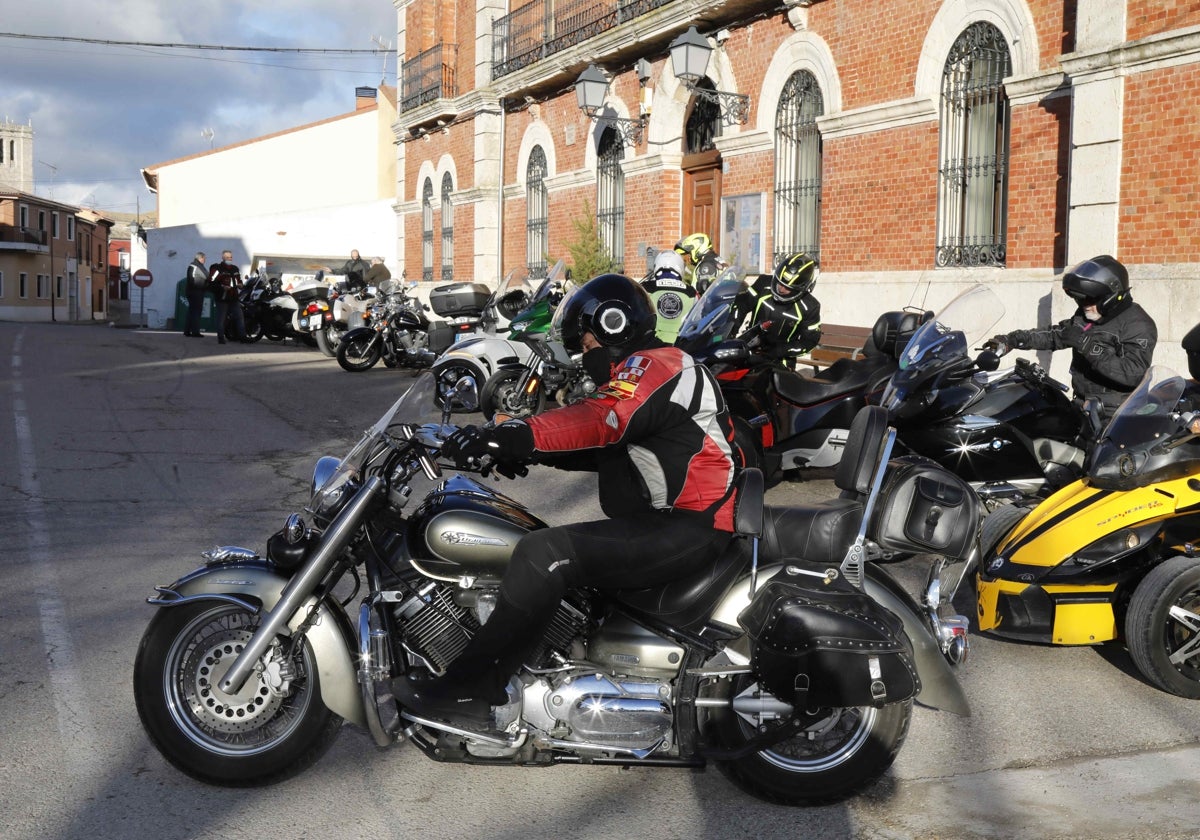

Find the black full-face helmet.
[
  {"left": 771, "top": 252, "right": 819, "bottom": 303},
  {"left": 556, "top": 273, "right": 658, "bottom": 356},
  {"left": 1062, "top": 254, "right": 1130, "bottom": 316}
]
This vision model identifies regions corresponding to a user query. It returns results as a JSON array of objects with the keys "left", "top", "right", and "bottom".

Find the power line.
[{"left": 0, "top": 32, "right": 386, "bottom": 54}]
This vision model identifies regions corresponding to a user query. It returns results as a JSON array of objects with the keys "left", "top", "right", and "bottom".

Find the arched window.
[
  {"left": 685, "top": 78, "right": 722, "bottom": 154},
  {"left": 936, "top": 21, "right": 1012, "bottom": 267},
  {"left": 440, "top": 172, "right": 454, "bottom": 282},
  {"left": 421, "top": 178, "right": 434, "bottom": 282},
  {"left": 596, "top": 127, "right": 624, "bottom": 271},
  {"left": 526, "top": 146, "right": 548, "bottom": 280},
  {"left": 774, "top": 70, "right": 824, "bottom": 263}
]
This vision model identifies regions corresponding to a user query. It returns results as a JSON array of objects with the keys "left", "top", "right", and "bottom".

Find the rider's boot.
[{"left": 392, "top": 594, "right": 547, "bottom": 727}]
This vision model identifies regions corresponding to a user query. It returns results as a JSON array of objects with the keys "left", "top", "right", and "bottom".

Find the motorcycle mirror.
[
  {"left": 974, "top": 349, "right": 1001, "bottom": 372},
  {"left": 444, "top": 377, "right": 480, "bottom": 416}
]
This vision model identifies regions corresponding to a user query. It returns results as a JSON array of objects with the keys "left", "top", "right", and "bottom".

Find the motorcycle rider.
[
  {"left": 331, "top": 249, "right": 370, "bottom": 291},
  {"left": 209, "top": 250, "right": 247, "bottom": 345},
  {"left": 674, "top": 232, "right": 724, "bottom": 294},
  {"left": 1183, "top": 322, "right": 1200, "bottom": 381},
  {"left": 393, "top": 273, "right": 742, "bottom": 726},
  {"left": 990, "top": 255, "right": 1157, "bottom": 420},
  {"left": 641, "top": 249, "right": 697, "bottom": 343},
  {"left": 733, "top": 252, "right": 823, "bottom": 367}
]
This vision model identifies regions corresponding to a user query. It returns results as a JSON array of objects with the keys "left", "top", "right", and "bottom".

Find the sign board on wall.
[{"left": 721, "top": 193, "right": 765, "bottom": 278}]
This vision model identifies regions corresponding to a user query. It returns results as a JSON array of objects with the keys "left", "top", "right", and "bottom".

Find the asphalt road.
[{"left": 1, "top": 321, "right": 1197, "bottom": 840}]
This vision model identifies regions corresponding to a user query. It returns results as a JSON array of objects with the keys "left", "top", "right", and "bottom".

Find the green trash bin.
[{"left": 174, "top": 279, "right": 217, "bottom": 332}]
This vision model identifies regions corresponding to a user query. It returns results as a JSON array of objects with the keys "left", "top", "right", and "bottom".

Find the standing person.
[
  {"left": 183, "top": 252, "right": 208, "bottom": 337},
  {"left": 334, "top": 249, "right": 370, "bottom": 291},
  {"left": 392, "top": 274, "right": 741, "bottom": 727},
  {"left": 640, "top": 249, "right": 696, "bottom": 344},
  {"left": 733, "top": 252, "right": 823, "bottom": 367},
  {"left": 365, "top": 256, "right": 391, "bottom": 290},
  {"left": 990, "top": 255, "right": 1157, "bottom": 420},
  {"left": 209, "top": 250, "right": 247, "bottom": 345},
  {"left": 674, "top": 232, "right": 725, "bottom": 294}
]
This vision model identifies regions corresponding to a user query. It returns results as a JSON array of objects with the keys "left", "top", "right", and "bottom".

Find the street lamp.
[
  {"left": 574, "top": 64, "right": 647, "bottom": 147},
  {"left": 667, "top": 26, "right": 750, "bottom": 125}
]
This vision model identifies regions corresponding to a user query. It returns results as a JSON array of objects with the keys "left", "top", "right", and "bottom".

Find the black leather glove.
[
  {"left": 441, "top": 426, "right": 499, "bottom": 468},
  {"left": 1057, "top": 322, "right": 1090, "bottom": 351},
  {"left": 984, "top": 335, "right": 1009, "bottom": 354},
  {"left": 1005, "top": 329, "right": 1033, "bottom": 350}
]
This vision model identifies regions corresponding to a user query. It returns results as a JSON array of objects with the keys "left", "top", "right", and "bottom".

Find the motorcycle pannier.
[
  {"left": 430, "top": 282, "right": 491, "bottom": 318},
  {"left": 870, "top": 456, "right": 980, "bottom": 557},
  {"left": 737, "top": 564, "right": 919, "bottom": 708}
]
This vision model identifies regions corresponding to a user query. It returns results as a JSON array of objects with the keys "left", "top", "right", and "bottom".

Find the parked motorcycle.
[
  {"left": 429, "top": 266, "right": 542, "bottom": 405},
  {"left": 675, "top": 269, "right": 929, "bottom": 482},
  {"left": 336, "top": 280, "right": 490, "bottom": 373},
  {"left": 241, "top": 272, "right": 323, "bottom": 347},
  {"left": 478, "top": 266, "right": 594, "bottom": 419},
  {"left": 315, "top": 276, "right": 375, "bottom": 358},
  {"left": 132, "top": 372, "right": 979, "bottom": 804},
  {"left": 975, "top": 366, "right": 1200, "bottom": 697},
  {"left": 880, "top": 284, "right": 1095, "bottom": 505}
]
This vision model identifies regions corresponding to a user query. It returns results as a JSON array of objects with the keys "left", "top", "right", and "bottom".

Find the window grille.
[
  {"left": 685, "top": 78, "right": 722, "bottom": 154},
  {"left": 441, "top": 173, "right": 454, "bottom": 282},
  {"left": 527, "top": 146, "right": 548, "bottom": 280},
  {"left": 596, "top": 128, "right": 625, "bottom": 271},
  {"left": 422, "top": 179, "right": 434, "bottom": 282},
  {"left": 773, "top": 70, "right": 824, "bottom": 263},
  {"left": 936, "top": 21, "right": 1012, "bottom": 267}
]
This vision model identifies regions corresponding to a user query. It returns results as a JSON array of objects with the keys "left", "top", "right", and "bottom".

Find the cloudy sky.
[{"left": 0, "top": 0, "right": 397, "bottom": 218}]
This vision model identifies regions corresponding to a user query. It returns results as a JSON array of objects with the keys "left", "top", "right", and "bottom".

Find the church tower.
[{"left": 0, "top": 118, "right": 35, "bottom": 194}]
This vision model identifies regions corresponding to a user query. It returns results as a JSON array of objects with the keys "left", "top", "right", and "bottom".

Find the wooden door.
[{"left": 683, "top": 150, "right": 722, "bottom": 253}]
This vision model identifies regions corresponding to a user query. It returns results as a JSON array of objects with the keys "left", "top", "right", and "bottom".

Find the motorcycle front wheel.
[
  {"left": 480, "top": 368, "right": 546, "bottom": 420},
  {"left": 337, "top": 334, "right": 382, "bottom": 372},
  {"left": 133, "top": 601, "right": 342, "bottom": 786},
  {"left": 1126, "top": 555, "right": 1200, "bottom": 698},
  {"left": 708, "top": 676, "right": 911, "bottom": 805},
  {"left": 241, "top": 313, "right": 265, "bottom": 343}
]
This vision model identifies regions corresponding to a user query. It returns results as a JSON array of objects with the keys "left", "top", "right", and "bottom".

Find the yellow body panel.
[
  {"left": 1051, "top": 602, "right": 1117, "bottom": 644},
  {"left": 994, "top": 476, "right": 1196, "bottom": 568}
]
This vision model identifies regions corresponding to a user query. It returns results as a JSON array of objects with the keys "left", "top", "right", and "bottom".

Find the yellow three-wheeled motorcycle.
[{"left": 977, "top": 367, "right": 1200, "bottom": 698}]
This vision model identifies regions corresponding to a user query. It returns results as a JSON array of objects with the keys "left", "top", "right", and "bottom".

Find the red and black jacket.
[{"left": 522, "top": 345, "right": 740, "bottom": 531}]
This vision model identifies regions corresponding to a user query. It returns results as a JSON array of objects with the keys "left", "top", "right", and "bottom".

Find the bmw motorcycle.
[
  {"left": 240, "top": 272, "right": 323, "bottom": 347},
  {"left": 676, "top": 270, "right": 929, "bottom": 482},
  {"left": 133, "top": 372, "right": 979, "bottom": 804},
  {"left": 976, "top": 366, "right": 1200, "bottom": 697},
  {"left": 880, "top": 284, "right": 1095, "bottom": 504}
]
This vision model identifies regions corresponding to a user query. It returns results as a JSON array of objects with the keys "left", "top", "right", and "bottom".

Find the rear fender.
[
  {"left": 152, "top": 561, "right": 364, "bottom": 727},
  {"left": 710, "top": 562, "right": 970, "bottom": 716}
]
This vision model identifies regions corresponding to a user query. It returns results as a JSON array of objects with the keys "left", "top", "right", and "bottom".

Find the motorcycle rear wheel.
[
  {"left": 337, "top": 335, "right": 382, "bottom": 371},
  {"left": 480, "top": 368, "right": 546, "bottom": 420},
  {"left": 133, "top": 601, "right": 342, "bottom": 786},
  {"left": 1125, "top": 556, "right": 1200, "bottom": 698},
  {"left": 315, "top": 325, "right": 343, "bottom": 357},
  {"left": 709, "top": 676, "right": 911, "bottom": 805},
  {"left": 241, "top": 315, "right": 265, "bottom": 343}
]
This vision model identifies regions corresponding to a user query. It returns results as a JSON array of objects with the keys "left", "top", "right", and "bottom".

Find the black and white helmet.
[{"left": 556, "top": 274, "right": 657, "bottom": 356}]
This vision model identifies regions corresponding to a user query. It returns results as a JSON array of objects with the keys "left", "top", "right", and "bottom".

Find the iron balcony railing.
[
  {"left": 492, "top": 0, "right": 674, "bottom": 79},
  {"left": 0, "top": 224, "right": 48, "bottom": 247},
  {"left": 401, "top": 43, "right": 459, "bottom": 113}
]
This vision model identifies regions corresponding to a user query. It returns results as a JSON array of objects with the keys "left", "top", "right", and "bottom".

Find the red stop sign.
[{"left": 132, "top": 268, "right": 153, "bottom": 288}]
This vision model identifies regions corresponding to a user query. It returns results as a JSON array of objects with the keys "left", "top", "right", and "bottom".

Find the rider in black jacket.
[
  {"left": 991, "top": 255, "right": 1157, "bottom": 419},
  {"left": 733, "top": 252, "right": 822, "bottom": 367}
]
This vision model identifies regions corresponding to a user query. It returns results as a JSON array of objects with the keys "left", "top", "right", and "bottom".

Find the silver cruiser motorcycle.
[{"left": 133, "top": 372, "right": 978, "bottom": 804}]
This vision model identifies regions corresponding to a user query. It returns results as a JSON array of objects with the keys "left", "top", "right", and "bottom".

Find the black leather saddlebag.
[
  {"left": 870, "top": 456, "right": 980, "bottom": 558},
  {"left": 737, "top": 563, "right": 919, "bottom": 708}
]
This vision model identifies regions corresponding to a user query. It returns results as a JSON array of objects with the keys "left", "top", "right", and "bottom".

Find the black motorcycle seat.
[
  {"left": 615, "top": 540, "right": 751, "bottom": 632},
  {"left": 773, "top": 356, "right": 896, "bottom": 406},
  {"left": 760, "top": 499, "right": 865, "bottom": 566}
]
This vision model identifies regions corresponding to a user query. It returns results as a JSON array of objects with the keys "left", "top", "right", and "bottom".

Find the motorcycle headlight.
[
  {"left": 308, "top": 457, "right": 360, "bottom": 519},
  {"left": 1043, "top": 522, "right": 1160, "bottom": 580}
]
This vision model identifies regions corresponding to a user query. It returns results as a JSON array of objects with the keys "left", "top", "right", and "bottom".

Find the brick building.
[{"left": 391, "top": 0, "right": 1200, "bottom": 373}]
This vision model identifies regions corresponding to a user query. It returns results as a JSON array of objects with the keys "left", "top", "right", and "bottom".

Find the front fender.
[
  {"left": 340, "top": 326, "right": 377, "bottom": 345},
  {"left": 435, "top": 335, "right": 531, "bottom": 375},
  {"left": 153, "top": 561, "right": 365, "bottom": 727},
  {"left": 710, "top": 562, "right": 970, "bottom": 717}
]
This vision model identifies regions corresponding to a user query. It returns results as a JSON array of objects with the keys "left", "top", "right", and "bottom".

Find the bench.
[{"left": 796, "top": 323, "right": 873, "bottom": 371}]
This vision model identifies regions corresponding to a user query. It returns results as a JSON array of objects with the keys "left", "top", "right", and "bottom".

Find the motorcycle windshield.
[
  {"left": 674, "top": 268, "right": 743, "bottom": 348},
  {"left": 308, "top": 373, "right": 463, "bottom": 516},
  {"left": 1088, "top": 366, "right": 1199, "bottom": 489},
  {"left": 511, "top": 269, "right": 570, "bottom": 337},
  {"left": 882, "top": 284, "right": 1003, "bottom": 412}
]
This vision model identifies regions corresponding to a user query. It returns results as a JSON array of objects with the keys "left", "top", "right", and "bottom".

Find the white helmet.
[{"left": 652, "top": 249, "right": 686, "bottom": 279}]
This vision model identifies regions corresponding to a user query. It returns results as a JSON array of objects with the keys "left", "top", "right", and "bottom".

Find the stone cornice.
[
  {"left": 714, "top": 129, "right": 773, "bottom": 158},
  {"left": 1061, "top": 26, "right": 1200, "bottom": 82},
  {"left": 1003, "top": 70, "right": 1070, "bottom": 107},
  {"left": 817, "top": 96, "right": 937, "bottom": 140}
]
